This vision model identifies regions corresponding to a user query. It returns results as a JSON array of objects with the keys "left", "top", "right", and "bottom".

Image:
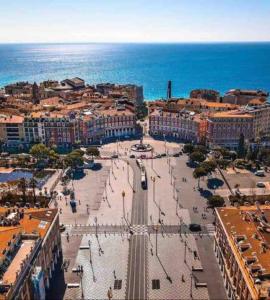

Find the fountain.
[{"left": 131, "top": 137, "right": 153, "bottom": 152}]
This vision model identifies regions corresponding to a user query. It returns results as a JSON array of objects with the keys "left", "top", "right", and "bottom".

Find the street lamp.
[
  {"left": 127, "top": 161, "right": 130, "bottom": 184},
  {"left": 155, "top": 225, "right": 159, "bottom": 256},
  {"left": 190, "top": 273, "right": 193, "bottom": 298},
  {"left": 151, "top": 149, "right": 154, "bottom": 169},
  {"left": 88, "top": 240, "right": 92, "bottom": 264},
  {"left": 122, "top": 191, "right": 126, "bottom": 221},
  {"left": 95, "top": 217, "right": 98, "bottom": 238},
  {"left": 184, "top": 240, "right": 187, "bottom": 264}
]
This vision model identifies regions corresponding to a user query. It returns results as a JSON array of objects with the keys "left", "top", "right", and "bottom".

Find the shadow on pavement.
[
  {"left": 199, "top": 189, "right": 213, "bottom": 199},
  {"left": 207, "top": 178, "right": 224, "bottom": 189}
]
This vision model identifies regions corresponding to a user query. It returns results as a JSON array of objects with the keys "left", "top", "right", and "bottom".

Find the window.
[
  {"left": 152, "top": 279, "right": 160, "bottom": 290},
  {"left": 114, "top": 280, "right": 122, "bottom": 290}
]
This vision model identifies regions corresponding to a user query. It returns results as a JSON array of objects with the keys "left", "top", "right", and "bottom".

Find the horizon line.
[{"left": 0, "top": 40, "right": 270, "bottom": 45}]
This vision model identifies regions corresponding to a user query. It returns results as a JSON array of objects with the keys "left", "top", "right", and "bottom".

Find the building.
[
  {"left": 61, "top": 77, "right": 85, "bottom": 90},
  {"left": 190, "top": 89, "right": 220, "bottom": 102},
  {"left": 243, "top": 103, "right": 270, "bottom": 140},
  {"left": 207, "top": 111, "right": 254, "bottom": 149},
  {"left": 149, "top": 107, "right": 207, "bottom": 143},
  {"left": 0, "top": 207, "right": 61, "bottom": 300},
  {"left": 24, "top": 112, "right": 78, "bottom": 147},
  {"left": 0, "top": 115, "right": 25, "bottom": 147},
  {"left": 4, "top": 82, "right": 33, "bottom": 97},
  {"left": 223, "top": 89, "right": 269, "bottom": 106},
  {"left": 96, "top": 83, "right": 144, "bottom": 106},
  {"left": 215, "top": 205, "right": 270, "bottom": 300}
]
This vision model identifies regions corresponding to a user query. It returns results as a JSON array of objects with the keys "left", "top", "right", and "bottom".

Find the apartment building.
[
  {"left": 215, "top": 205, "right": 270, "bottom": 300},
  {"left": 82, "top": 106, "right": 136, "bottom": 144},
  {"left": 24, "top": 112, "right": 79, "bottom": 147},
  {"left": 207, "top": 111, "right": 254, "bottom": 149},
  {"left": 244, "top": 103, "right": 270, "bottom": 140},
  {"left": 0, "top": 115, "right": 25, "bottom": 147},
  {"left": 149, "top": 108, "right": 207, "bottom": 143},
  {"left": 223, "top": 89, "right": 269, "bottom": 106},
  {"left": 0, "top": 207, "right": 61, "bottom": 300}
]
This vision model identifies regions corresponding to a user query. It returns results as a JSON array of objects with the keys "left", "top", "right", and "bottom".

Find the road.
[{"left": 125, "top": 160, "right": 148, "bottom": 300}]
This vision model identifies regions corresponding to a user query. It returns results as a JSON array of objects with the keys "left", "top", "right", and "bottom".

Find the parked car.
[
  {"left": 173, "top": 153, "right": 180, "bottom": 157},
  {"left": 257, "top": 182, "right": 266, "bottom": 188},
  {"left": 129, "top": 154, "right": 135, "bottom": 159},
  {"left": 60, "top": 224, "right": 66, "bottom": 232},
  {"left": 255, "top": 170, "right": 265, "bottom": 177},
  {"left": 189, "top": 223, "right": 202, "bottom": 232},
  {"left": 154, "top": 154, "right": 162, "bottom": 158},
  {"left": 160, "top": 153, "right": 166, "bottom": 157},
  {"left": 111, "top": 154, "right": 118, "bottom": 159}
]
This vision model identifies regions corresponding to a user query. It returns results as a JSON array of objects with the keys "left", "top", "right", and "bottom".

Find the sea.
[{"left": 0, "top": 42, "right": 270, "bottom": 100}]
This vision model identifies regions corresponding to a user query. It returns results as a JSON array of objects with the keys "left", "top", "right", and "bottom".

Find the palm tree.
[
  {"left": 29, "top": 178, "right": 37, "bottom": 201},
  {"left": 18, "top": 178, "right": 27, "bottom": 203}
]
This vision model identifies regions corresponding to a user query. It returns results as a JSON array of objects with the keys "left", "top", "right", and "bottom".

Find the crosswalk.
[
  {"left": 130, "top": 225, "right": 148, "bottom": 235},
  {"left": 205, "top": 223, "right": 216, "bottom": 235}
]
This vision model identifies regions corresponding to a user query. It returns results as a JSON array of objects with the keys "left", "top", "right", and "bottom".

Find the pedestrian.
[
  {"left": 66, "top": 232, "right": 69, "bottom": 242},
  {"left": 182, "top": 274, "right": 185, "bottom": 282},
  {"left": 113, "top": 270, "right": 116, "bottom": 279},
  {"left": 107, "top": 287, "right": 113, "bottom": 299}
]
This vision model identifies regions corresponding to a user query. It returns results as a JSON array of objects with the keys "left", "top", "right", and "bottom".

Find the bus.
[
  {"left": 141, "top": 167, "right": 147, "bottom": 189},
  {"left": 136, "top": 158, "right": 143, "bottom": 169}
]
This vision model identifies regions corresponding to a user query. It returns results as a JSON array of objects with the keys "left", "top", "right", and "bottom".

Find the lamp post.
[
  {"left": 155, "top": 225, "right": 159, "bottom": 256},
  {"left": 170, "top": 166, "right": 174, "bottom": 185},
  {"left": 127, "top": 161, "right": 130, "bottom": 184},
  {"left": 151, "top": 149, "right": 153, "bottom": 169},
  {"left": 184, "top": 240, "right": 187, "bottom": 264},
  {"left": 88, "top": 240, "right": 92, "bottom": 264},
  {"left": 190, "top": 273, "right": 193, "bottom": 298},
  {"left": 122, "top": 191, "right": 126, "bottom": 221},
  {"left": 95, "top": 217, "right": 98, "bottom": 238}
]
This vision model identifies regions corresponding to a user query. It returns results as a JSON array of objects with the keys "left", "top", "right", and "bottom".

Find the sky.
[{"left": 0, "top": 0, "right": 270, "bottom": 43}]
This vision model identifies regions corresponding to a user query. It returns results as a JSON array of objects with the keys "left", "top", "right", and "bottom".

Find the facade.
[
  {"left": 0, "top": 207, "right": 61, "bottom": 300},
  {"left": 149, "top": 108, "right": 207, "bottom": 143},
  {"left": 0, "top": 115, "right": 25, "bottom": 147},
  {"left": 207, "top": 111, "right": 254, "bottom": 149},
  {"left": 243, "top": 103, "right": 270, "bottom": 140},
  {"left": 4, "top": 82, "right": 33, "bottom": 97},
  {"left": 190, "top": 89, "right": 220, "bottom": 102},
  {"left": 223, "top": 89, "right": 269, "bottom": 106},
  {"left": 215, "top": 205, "right": 270, "bottom": 300}
]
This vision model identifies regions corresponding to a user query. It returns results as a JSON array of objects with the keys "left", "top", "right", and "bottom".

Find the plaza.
[{"left": 49, "top": 138, "right": 228, "bottom": 300}]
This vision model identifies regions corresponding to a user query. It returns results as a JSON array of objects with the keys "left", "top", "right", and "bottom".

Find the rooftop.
[
  {"left": 216, "top": 205, "right": 270, "bottom": 299},
  {"left": 210, "top": 110, "right": 253, "bottom": 119}
]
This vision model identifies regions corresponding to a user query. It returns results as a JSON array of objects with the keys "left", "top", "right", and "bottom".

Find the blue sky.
[{"left": 0, "top": 0, "right": 270, "bottom": 43}]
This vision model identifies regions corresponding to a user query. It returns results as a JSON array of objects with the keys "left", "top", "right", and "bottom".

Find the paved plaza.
[{"left": 49, "top": 138, "right": 227, "bottom": 300}]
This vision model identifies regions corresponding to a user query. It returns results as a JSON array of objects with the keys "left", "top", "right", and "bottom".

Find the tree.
[
  {"left": 29, "top": 178, "right": 37, "bottom": 201},
  {"left": 64, "top": 150, "right": 84, "bottom": 169},
  {"left": 18, "top": 178, "right": 27, "bottom": 202},
  {"left": 208, "top": 195, "right": 225, "bottom": 208},
  {"left": 200, "top": 160, "right": 217, "bottom": 174},
  {"left": 193, "top": 166, "right": 208, "bottom": 188},
  {"left": 190, "top": 151, "right": 205, "bottom": 164},
  {"left": 86, "top": 147, "right": 100, "bottom": 157},
  {"left": 237, "top": 133, "right": 246, "bottom": 158},
  {"left": 194, "top": 145, "right": 208, "bottom": 155},
  {"left": 217, "top": 158, "right": 230, "bottom": 169},
  {"left": 183, "top": 144, "right": 194, "bottom": 154},
  {"left": 30, "top": 143, "right": 50, "bottom": 165}
]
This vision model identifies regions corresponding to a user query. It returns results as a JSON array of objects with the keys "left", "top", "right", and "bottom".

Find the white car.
[{"left": 256, "top": 182, "right": 266, "bottom": 188}]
